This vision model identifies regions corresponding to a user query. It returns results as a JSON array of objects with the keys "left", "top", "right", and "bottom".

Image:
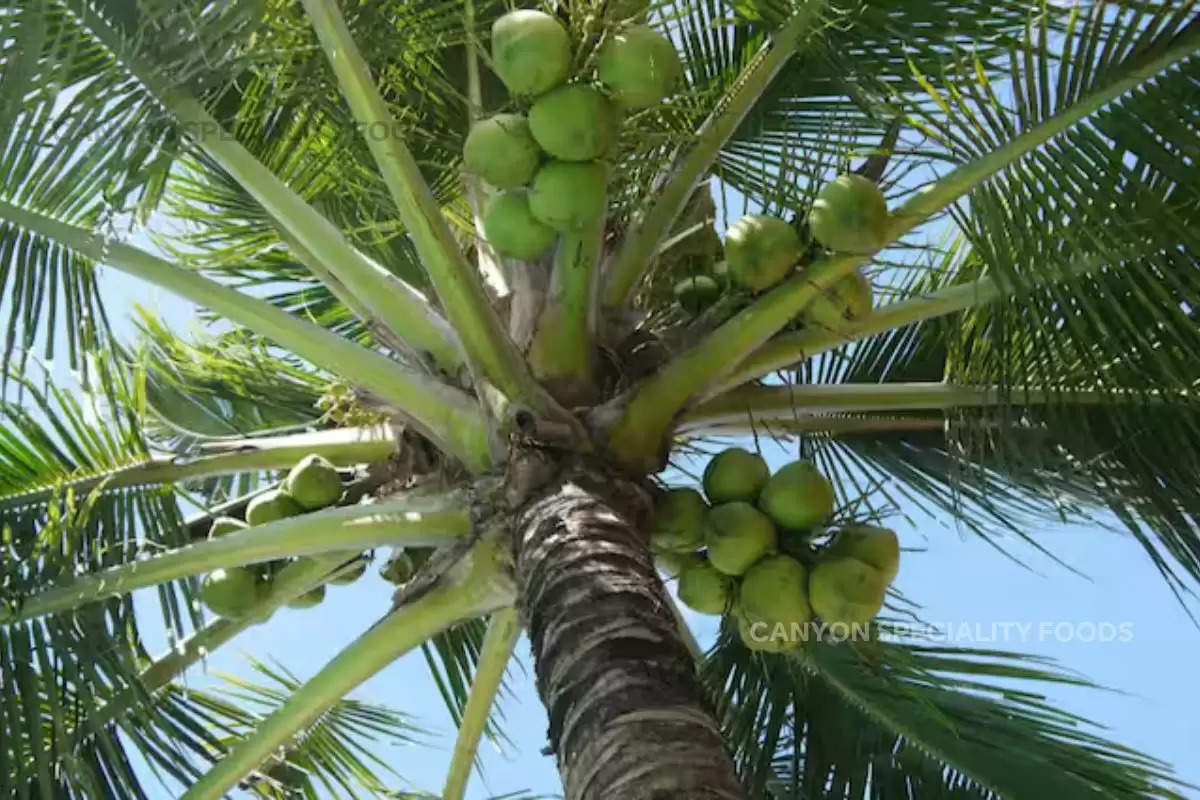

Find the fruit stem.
[
  {"left": 600, "top": 26, "right": 1200, "bottom": 471},
  {"left": 0, "top": 200, "right": 493, "bottom": 472},
  {"left": 72, "top": 553, "right": 357, "bottom": 742},
  {"left": 682, "top": 382, "right": 1148, "bottom": 429},
  {"left": 461, "top": 0, "right": 511, "bottom": 297},
  {"left": 600, "top": 5, "right": 830, "bottom": 312},
  {"left": 441, "top": 606, "right": 521, "bottom": 800},
  {"left": 180, "top": 536, "right": 515, "bottom": 800},
  {"left": 1, "top": 492, "right": 473, "bottom": 624},
  {"left": 527, "top": 213, "right": 605, "bottom": 403},
  {"left": 0, "top": 424, "right": 399, "bottom": 513},
  {"left": 302, "top": 0, "right": 566, "bottom": 428}
]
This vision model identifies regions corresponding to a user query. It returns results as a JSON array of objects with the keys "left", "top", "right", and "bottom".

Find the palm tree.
[{"left": 1, "top": 0, "right": 1197, "bottom": 796}]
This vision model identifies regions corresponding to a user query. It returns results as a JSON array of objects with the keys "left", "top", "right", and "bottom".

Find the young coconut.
[
  {"left": 654, "top": 549, "right": 703, "bottom": 580},
  {"left": 703, "top": 447, "right": 770, "bottom": 504},
  {"left": 329, "top": 559, "right": 368, "bottom": 586},
  {"left": 287, "top": 584, "right": 326, "bottom": 609},
  {"left": 380, "top": 550, "right": 415, "bottom": 584},
  {"left": 739, "top": 554, "right": 812, "bottom": 631},
  {"left": 201, "top": 567, "right": 261, "bottom": 619},
  {"left": 808, "top": 173, "right": 888, "bottom": 253},
  {"left": 704, "top": 501, "right": 778, "bottom": 576},
  {"left": 808, "top": 557, "right": 887, "bottom": 626},
  {"left": 484, "top": 190, "right": 557, "bottom": 259},
  {"left": 529, "top": 85, "right": 617, "bottom": 161},
  {"left": 596, "top": 25, "right": 682, "bottom": 108},
  {"left": 491, "top": 10, "right": 571, "bottom": 96},
  {"left": 245, "top": 488, "right": 303, "bottom": 526},
  {"left": 724, "top": 215, "right": 801, "bottom": 291},
  {"left": 757, "top": 460, "right": 836, "bottom": 533},
  {"left": 650, "top": 487, "right": 709, "bottom": 552},
  {"left": 734, "top": 603, "right": 794, "bottom": 653},
  {"left": 529, "top": 160, "right": 607, "bottom": 231},
  {"left": 677, "top": 559, "right": 733, "bottom": 615},
  {"left": 284, "top": 454, "right": 343, "bottom": 510},
  {"left": 825, "top": 525, "right": 900, "bottom": 583},
  {"left": 462, "top": 114, "right": 542, "bottom": 188},
  {"left": 803, "top": 269, "right": 873, "bottom": 332},
  {"left": 208, "top": 516, "right": 248, "bottom": 538},
  {"left": 673, "top": 274, "right": 721, "bottom": 315}
]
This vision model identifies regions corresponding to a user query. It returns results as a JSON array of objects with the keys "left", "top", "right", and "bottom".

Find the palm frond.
[{"left": 704, "top": 630, "right": 1185, "bottom": 799}]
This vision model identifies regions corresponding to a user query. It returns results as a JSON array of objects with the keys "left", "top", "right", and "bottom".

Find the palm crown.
[{"left": 1, "top": 0, "right": 1198, "bottom": 797}]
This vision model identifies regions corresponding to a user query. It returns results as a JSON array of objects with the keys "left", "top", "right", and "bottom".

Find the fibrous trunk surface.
[{"left": 514, "top": 472, "right": 745, "bottom": 800}]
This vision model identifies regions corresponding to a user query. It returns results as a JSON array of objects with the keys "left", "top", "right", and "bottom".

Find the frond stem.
[
  {"left": 0, "top": 200, "right": 492, "bottom": 471},
  {"left": 1, "top": 492, "right": 470, "bottom": 624},
  {"left": 0, "top": 424, "right": 399, "bottom": 513},
  {"left": 441, "top": 606, "right": 521, "bottom": 800}
]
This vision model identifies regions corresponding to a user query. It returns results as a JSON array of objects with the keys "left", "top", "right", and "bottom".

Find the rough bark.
[{"left": 514, "top": 471, "right": 745, "bottom": 800}]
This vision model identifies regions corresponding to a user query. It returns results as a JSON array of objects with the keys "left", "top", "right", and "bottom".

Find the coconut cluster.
[
  {"left": 668, "top": 173, "right": 887, "bottom": 331},
  {"left": 199, "top": 454, "right": 365, "bottom": 620},
  {"left": 650, "top": 448, "right": 900, "bottom": 654},
  {"left": 465, "top": 8, "right": 681, "bottom": 260}
]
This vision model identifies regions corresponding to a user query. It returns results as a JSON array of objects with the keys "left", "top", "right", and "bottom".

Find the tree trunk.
[{"left": 514, "top": 471, "right": 746, "bottom": 800}]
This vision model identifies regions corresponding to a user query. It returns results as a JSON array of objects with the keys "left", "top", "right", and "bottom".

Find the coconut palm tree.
[{"left": 1, "top": 0, "right": 1197, "bottom": 796}]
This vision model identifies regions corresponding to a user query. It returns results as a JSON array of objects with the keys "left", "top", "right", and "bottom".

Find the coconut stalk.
[
  {"left": 180, "top": 535, "right": 515, "bottom": 800},
  {"left": 0, "top": 424, "right": 399, "bottom": 513},
  {"left": 527, "top": 214, "right": 605, "bottom": 404},
  {"left": 599, "top": 27, "right": 1200, "bottom": 471},
  {"left": 0, "top": 201, "right": 493, "bottom": 472},
  {"left": 1, "top": 493, "right": 471, "bottom": 624},
  {"left": 441, "top": 606, "right": 521, "bottom": 800}
]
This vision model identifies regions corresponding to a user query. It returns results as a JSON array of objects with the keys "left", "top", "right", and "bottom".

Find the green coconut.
[
  {"left": 529, "top": 160, "right": 607, "bottom": 231},
  {"left": 654, "top": 548, "right": 703, "bottom": 579},
  {"left": 286, "top": 584, "right": 326, "bottom": 609},
  {"left": 491, "top": 10, "right": 571, "bottom": 96},
  {"left": 208, "top": 516, "right": 247, "bottom": 538},
  {"left": 484, "top": 190, "right": 557, "bottom": 259},
  {"left": 596, "top": 25, "right": 681, "bottom": 108},
  {"left": 462, "top": 114, "right": 541, "bottom": 189},
  {"left": 825, "top": 525, "right": 900, "bottom": 583},
  {"left": 677, "top": 559, "right": 733, "bottom": 615},
  {"left": 808, "top": 556, "right": 887, "bottom": 626},
  {"left": 380, "top": 550, "right": 415, "bottom": 584},
  {"left": 329, "top": 559, "right": 368, "bottom": 586},
  {"left": 245, "top": 489, "right": 303, "bottom": 526},
  {"left": 703, "top": 447, "right": 770, "bottom": 504},
  {"left": 808, "top": 173, "right": 888, "bottom": 253},
  {"left": 740, "top": 554, "right": 812, "bottom": 629},
  {"left": 734, "top": 603, "right": 794, "bottom": 653},
  {"left": 284, "top": 454, "right": 343, "bottom": 510},
  {"left": 673, "top": 274, "right": 721, "bottom": 315},
  {"left": 724, "top": 215, "right": 801, "bottom": 291},
  {"left": 201, "top": 567, "right": 260, "bottom": 619},
  {"left": 704, "top": 501, "right": 778, "bottom": 576},
  {"left": 757, "top": 460, "right": 836, "bottom": 533},
  {"left": 803, "top": 269, "right": 873, "bottom": 332},
  {"left": 529, "top": 85, "right": 617, "bottom": 161},
  {"left": 650, "top": 487, "right": 708, "bottom": 552}
]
